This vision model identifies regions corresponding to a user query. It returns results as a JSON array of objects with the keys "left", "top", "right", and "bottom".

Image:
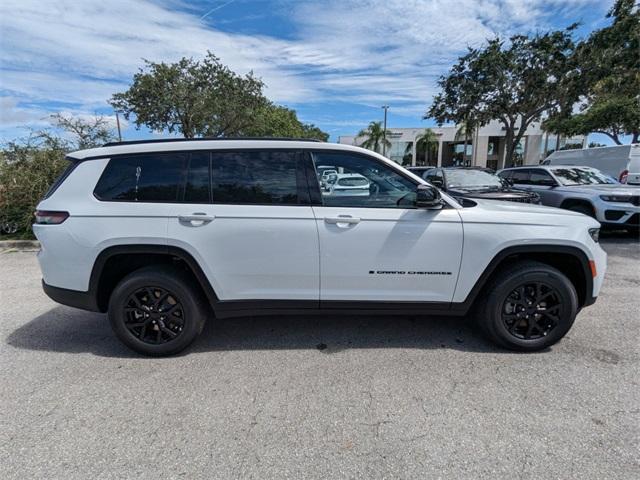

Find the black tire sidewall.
[
  {"left": 108, "top": 268, "right": 205, "bottom": 356},
  {"left": 484, "top": 267, "right": 578, "bottom": 351}
]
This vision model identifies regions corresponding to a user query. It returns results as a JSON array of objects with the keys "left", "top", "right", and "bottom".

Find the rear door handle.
[
  {"left": 325, "top": 215, "right": 361, "bottom": 225},
  {"left": 178, "top": 213, "right": 215, "bottom": 225}
]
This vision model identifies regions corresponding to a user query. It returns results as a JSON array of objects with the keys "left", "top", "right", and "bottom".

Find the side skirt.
[{"left": 214, "top": 299, "right": 464, "bottom": 319}]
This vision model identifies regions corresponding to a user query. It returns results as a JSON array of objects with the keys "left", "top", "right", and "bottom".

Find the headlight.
[
  {"left": 588, "top": 228, "right": 600, "bottom": 243},
  {"left": 600, "top": 195, "right": 632, "bottom": 203}
]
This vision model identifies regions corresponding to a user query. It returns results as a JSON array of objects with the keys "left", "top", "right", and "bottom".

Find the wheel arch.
[
  {"left": 560, "top": 198, "right": 596, "bottom": 216},
  {"left": 455, "top": 245, "right": 594, "bottom": 314},
  {"left": 89, "top": 245, "right": 219, "bottom": 313}
]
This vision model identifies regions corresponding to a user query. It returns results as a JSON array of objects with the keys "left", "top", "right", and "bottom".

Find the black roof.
[{"left": 103, "top": 137, "right": 323, "bottom": 147}]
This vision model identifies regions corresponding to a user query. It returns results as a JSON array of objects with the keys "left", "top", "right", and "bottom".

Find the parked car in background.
[
  {"left": 498, "top": 165, "right": 640, "bottom": 232},
  {"left": 327, "top": 173, "right": 370, "bottom": 196},
  {"left": 425, "top": 167, "right": 540, "bottom": 204},
  {"left": 407, "top": 166, "right": 435, "bottom": 179},
  {"left": 543, "top": 144, "right": 640, "bottom": 185}
]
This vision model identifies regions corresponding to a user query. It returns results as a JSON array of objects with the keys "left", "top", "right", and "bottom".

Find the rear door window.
[
  {"left": 94, "top": 153, "right": 188, "bottom": 202},
  {"left": 210, "top": 150, "right": 303, "bottom": 205}
]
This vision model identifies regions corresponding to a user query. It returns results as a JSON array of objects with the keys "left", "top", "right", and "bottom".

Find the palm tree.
[
  {"left": 415, "top": 128, "right": 439, "bottom": 165},
  {"left": 358, "top": 121, "right": 391, "bottom": 154}
]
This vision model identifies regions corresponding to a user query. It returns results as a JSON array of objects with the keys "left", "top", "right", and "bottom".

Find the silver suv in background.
[{"left": 498, "top": 165, "right": 640, "bottom": 233}]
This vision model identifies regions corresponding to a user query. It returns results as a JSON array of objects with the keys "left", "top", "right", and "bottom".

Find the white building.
[{"left": 338, "top": 120, "right": 585, "bottom": 170}]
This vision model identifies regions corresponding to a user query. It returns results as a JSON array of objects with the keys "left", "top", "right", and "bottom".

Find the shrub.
[{"left": 0, "top": 143, "right": 68, "bottom": 238}]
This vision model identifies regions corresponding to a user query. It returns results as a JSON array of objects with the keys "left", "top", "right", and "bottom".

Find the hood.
[
  {"left": 448, "top": 187, "right": 533, "bottom": 199},
  {"left": 557, "top": 184, "right": 640, "bottom": 195},
  {"left": 457, "top": 198, "right": 601, "bottom": 229}
]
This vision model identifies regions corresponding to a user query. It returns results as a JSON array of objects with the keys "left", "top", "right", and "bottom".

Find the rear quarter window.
[{"left": 94, "top": 153, "right": 188, "bottom": 202}]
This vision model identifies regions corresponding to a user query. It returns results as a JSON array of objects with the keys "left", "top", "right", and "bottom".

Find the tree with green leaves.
[
  {"left": 111, "top": 52, "right": 328, "bottom": 141},
  {"left": 239, "top": 103, "right": 329, "bottom": 141},
  {"left": 427, "top": 27, "right": 580, "bottom": 166},
  {"left": 415, "top": 128, "right": 439, "bottom": 165},
  {"left": 358, "top": 121, "right": 391, "bottom": 154},
  {"left": 544, "top": 0, "right": 639, "bottom": 144},
  {"left": 111, "top": 52, "right": 266, "bottom": 138}
]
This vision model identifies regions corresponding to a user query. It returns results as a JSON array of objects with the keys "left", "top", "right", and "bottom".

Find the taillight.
[
  {"left": 619, "top": 169, "right": 628, "bottom": 183},
  {"left": 34, "top": 210, "right": 69, "bottom": 224}
]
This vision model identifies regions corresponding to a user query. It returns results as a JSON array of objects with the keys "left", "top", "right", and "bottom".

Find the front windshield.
[
  {"left": 551, "top": 167, "right": 617, "bottom": 186},
  {"left": 445, "top": 169, "right": 503, "bottom": 188}
]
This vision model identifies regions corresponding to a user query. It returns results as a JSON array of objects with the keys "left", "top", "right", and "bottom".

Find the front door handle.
[
  {"left": 178, "top": 213, "right": 215, "bottom": 226},
  {"left": 325, "top": 215, "right": 361, "bottom": 225}
]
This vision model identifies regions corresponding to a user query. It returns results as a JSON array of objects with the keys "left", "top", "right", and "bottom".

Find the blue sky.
[{"left": 0, "top": 0, "right": 614, "bottom": 143}]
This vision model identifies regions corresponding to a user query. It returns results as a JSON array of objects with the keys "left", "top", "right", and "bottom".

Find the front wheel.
[
  {"left": 108, "top": 265, "right": 208, "bottom": 356},
  {"left": 476, "top": 261, "right": 578, "bottom": 351}
]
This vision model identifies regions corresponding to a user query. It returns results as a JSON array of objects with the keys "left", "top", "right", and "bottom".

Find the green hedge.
[{"left": 0, "top": 145, "right": 68, "bottom": 238}]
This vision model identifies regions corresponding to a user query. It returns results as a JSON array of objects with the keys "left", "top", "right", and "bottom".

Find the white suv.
[{"left": 34, "top": 139, "right": 607, "bottom": 356}]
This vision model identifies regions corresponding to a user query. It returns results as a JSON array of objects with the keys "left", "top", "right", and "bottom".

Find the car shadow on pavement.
[{"left": 6, "top": 306, "right": 515, "bottom": 358}]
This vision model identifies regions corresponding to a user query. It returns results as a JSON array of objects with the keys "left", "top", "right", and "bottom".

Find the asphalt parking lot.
[{"left": 1, "top": 234, "right": 638, "bottom": 480}]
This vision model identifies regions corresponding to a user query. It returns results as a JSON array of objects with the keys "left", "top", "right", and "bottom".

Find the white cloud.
[{"left": 0, "top": 0, "right": 607, "bottom": 134}]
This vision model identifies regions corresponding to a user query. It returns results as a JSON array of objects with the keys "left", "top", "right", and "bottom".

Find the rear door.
[
  {"left": 307, "top": 150, "right": 463, "bottom": 304},
  {"left": 165, "top": 149, "right": 319, "bottom": 303}
]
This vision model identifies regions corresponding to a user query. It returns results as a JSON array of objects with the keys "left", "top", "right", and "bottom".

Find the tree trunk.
[
  {"left": 631, "top": 131, "right": 638, "bottom": 144},
  {"left": 504, "top": 130, "right": 514, "bottom": 168}
]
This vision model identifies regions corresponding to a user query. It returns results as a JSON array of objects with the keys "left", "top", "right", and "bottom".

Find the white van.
[{"left": 542, "top": 144, "right": 640, "bottom": 185}]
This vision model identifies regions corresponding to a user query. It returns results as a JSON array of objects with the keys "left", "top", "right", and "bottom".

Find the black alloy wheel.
[
  {"left": 501, "top": 282, "right": 562, "bottom": 340},
  {"left": 124, "top": 286, "right": 185, "bottom": 345},
  {"left": 108, "top": 265, "right": 207, "bottom": 356},
  {"left": 476, "top": 260, "right": 578, "bottom": 351}
]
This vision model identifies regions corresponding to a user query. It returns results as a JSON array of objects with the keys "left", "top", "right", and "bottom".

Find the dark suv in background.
[{"left": 425, "top": 167, "right": 540, "bottom": 204}]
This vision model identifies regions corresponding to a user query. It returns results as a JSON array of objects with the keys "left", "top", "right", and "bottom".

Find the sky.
[{"left": 0, "top": 0, "right": 615, "bottom": 143}]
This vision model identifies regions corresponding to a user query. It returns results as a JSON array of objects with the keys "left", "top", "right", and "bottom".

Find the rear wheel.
[
  {"left": 108, "top": 265, "right": 207, "bottom": 356},
  {"left": 476, "top": 261, "right": 578, "bottom": 351}
]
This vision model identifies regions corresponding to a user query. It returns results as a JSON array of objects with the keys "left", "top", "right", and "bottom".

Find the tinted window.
[
  {"left": 95, "top": 153, "right": 187, "bottom": 202},
  {"left": 184, "top": 152, "right": 211, "bottom": 203},
  {"left": 551, "top": 167, "right": 618, "bottom": 186},
  {"left": 312, "top": 152, "right": 416, "bottom": 208},
  {"left": 498, "top": 170, "right": 512, "bottom": 180},
  {"left": 444, "top": 169, "right": 502, "bottom": 188},
  {"left": 510, "top": 169, "right": 530, "bottom": 184},
  {"left": 211, "top": 150, "right": 300, "bottom": 205},
  {"left": 528, "top": 169, "right": 555, "bottom": 186}
]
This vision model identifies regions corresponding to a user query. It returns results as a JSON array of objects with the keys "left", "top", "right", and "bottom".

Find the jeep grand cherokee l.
[{"left": 34, "top": 139, "right": 606, "bottom": 356}]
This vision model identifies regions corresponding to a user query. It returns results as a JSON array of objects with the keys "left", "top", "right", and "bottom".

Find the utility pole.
[
  {"left": 115, "top": 111, "right": 123, "bottom": 142},
  {"left": 381, "top": 105, "right": 389, "bottom": 157}
]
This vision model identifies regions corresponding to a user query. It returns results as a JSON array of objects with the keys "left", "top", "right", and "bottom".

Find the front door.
[{"left": 308, "top": 150, "right": 463, "bottom": 304}]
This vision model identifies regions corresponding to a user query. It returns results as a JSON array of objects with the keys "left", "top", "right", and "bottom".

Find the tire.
[
  {"left": 565, "top": 203, "right": 594, "bottom": 218},
  {"left": 108, "top": 265, "right": 208, "bottom": 356},
  {"left": 476, "top": 261, "right": 578, "bottom": 352}
]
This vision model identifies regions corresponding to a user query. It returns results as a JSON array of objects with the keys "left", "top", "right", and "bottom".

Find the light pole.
[
  {"left": 115, "top": 111, "right": 123, "bottom": 142},
  {"left": 381, "top": 105, "right": 389, "bottom": 157}
]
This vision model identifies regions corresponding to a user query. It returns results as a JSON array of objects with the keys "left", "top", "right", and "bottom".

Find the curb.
[{"left": 0, "top": 240, "right": 40, "bottom": 252}]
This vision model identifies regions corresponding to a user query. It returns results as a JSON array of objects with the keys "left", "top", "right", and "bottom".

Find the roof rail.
[{"left": 102, "top": 137, "right": 323, "bottom": 147}]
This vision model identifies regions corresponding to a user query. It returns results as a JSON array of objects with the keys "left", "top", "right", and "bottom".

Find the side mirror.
[
  {"left": 416, "top": 184, "right": 443, "bottom": 210},
  {"left": 430, "top": 178, "right": 444, "bottom": 188}
]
